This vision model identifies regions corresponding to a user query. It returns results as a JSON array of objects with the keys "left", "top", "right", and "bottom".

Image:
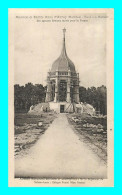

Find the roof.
[{"left": 51, "top": 29, "right": 76, "bottom": 73}]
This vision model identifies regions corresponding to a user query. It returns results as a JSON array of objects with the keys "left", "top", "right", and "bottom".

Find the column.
[
  {"left": 54, "top": 71, "right": 58, "bottom": 102},
  {"left": 73, "top": 74, "right": 79, "bottom": 103},
  {"left": 66, "top": 70, "right": 71, "bottom": 103},
  {"left": 45, "top": 73, "right": 51, "bottom": 102},
  {"left": 76, "top": 75, "right": 79, "bottom": 103}
]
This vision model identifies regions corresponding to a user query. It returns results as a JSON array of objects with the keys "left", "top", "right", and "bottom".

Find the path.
[{"left": 15, "top": 114, "right": 107, "bottom": 179}]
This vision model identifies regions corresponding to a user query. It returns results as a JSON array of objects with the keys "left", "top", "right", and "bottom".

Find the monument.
[{"left": 45, "top": 28, "right": 80, "bottom": 113}]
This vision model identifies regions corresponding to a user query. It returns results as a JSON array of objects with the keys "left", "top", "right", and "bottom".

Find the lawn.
[
  {"left": 67, "top": 113, "right": 107, "bottom": 162},
  {"left": 14, "top": 111, "right": 57, "bottom": 157}
]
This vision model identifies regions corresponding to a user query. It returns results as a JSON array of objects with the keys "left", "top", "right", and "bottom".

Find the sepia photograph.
[{"left": 8, "top": 8, "right": 114, "bottom": 187}]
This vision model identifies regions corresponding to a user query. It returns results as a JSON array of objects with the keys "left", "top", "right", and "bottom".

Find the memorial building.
[{"left": 45, "top": 28, "right": 80, "bottom": 113}]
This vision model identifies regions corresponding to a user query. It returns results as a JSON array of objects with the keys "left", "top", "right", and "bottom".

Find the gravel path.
[{"left": 15, "top": 113, "right": 107, "bottom": 179}]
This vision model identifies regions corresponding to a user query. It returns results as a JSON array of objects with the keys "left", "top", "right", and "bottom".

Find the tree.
[
  {"left": 14, "top": 83, "right": 46, "bottom": 112},
  {"left": 79, "top": 86, "right": 87, "bottom": 102},
  {"left": 79, "top": 85, "right": 107, "bottom": 115}
]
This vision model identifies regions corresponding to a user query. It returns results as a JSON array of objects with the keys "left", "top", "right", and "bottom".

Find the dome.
[
  {"left": 51, "top": 54, "right": 76, "bottom": 73},
  {"left": 51, "top": 29, "right": 76, "bottom": 73}
]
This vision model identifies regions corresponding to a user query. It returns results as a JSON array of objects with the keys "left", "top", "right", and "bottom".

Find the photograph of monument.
[{"left": 9, "top": 8, "right": 114, "bottom": 187}]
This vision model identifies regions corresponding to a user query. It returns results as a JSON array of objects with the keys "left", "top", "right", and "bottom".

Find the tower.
[{"left": 45, "top": 29, "right": 79, "bottom": 113}]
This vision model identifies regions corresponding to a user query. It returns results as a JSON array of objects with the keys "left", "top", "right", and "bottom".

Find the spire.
[
  {"left": 61, "top": 28, "right": 67, "bottom": 57},
  {"left": 51, "top": 28, "right": 76, "bottom": 73},
  {"left": 63, "top": 27, "right": 66, "bottom": 41}
]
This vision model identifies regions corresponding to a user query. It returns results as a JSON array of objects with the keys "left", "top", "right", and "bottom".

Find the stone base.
[
  {"left": 49, "top": 102, "right": 75, "bottom": 113},
  {"left": 28, "top": 101, "right": 95, "bottom": 115}
]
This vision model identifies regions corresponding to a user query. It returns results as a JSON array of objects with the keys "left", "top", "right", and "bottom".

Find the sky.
[{"left": 13, "top": 9, "right": 107, "bottom": 88}]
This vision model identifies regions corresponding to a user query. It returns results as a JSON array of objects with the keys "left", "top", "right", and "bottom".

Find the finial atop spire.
[
  {"left": 63, "top": 28, "right": 66, "bottom": 39},
  {"left": 61, "top": 28, "right": 67, "bottom": 57}
]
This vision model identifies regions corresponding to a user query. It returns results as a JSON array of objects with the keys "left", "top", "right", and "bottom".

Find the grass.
[
  {"left": 14, "top": 112, "right": 56, "bottom": 134},
  {"left": 67, "top": 113, "right": 107, "bottom": 162},
  {"left": 14, "top": 111, "right": 57, "bottom": 157}
]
